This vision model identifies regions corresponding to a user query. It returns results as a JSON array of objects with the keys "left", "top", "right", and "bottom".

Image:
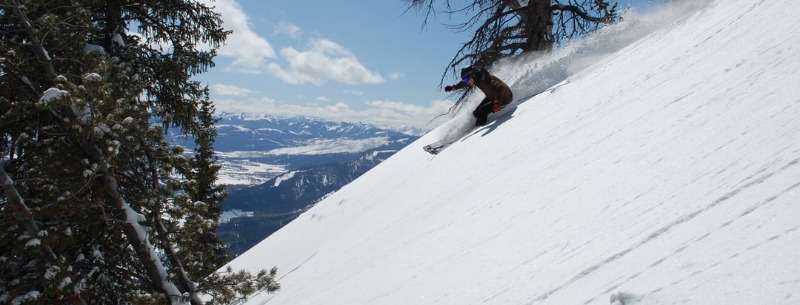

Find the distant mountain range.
[
  {"left": 207, "top": 113, "right": 420, "bottom": 187},
  {"left": 195, "top": 113, "right": 420, "bottom": 255}
]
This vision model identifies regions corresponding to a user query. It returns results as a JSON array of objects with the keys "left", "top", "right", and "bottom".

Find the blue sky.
[{"left": 198, "top": 0, "right": 663, "bottom": 129}]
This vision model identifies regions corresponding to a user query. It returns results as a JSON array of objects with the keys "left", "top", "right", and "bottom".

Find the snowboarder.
[{"left": 445, "top": 66, "right": 513, "bottom": 126}]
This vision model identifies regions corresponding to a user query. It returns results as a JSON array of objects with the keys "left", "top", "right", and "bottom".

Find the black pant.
[{"left": 472, "top": 98, "right": 495, "bottom": 126}]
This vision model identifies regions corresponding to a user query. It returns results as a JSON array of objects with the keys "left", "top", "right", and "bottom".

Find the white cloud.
[
  {"left": 389, "top": 72, "right": 405, "bottom": 80},
  {"left": 267, "top": 38, "right": 385, "bottom": 85},
  {"left": 213, "top": 96, "right": 276, "bottom": 114},
  {"left": 367, "top": 100, "right": 441, "bottom": 117},
  {"left": 210, "top": 84, "right": 258, "bottom": 97},
  {"left": 344, "top": 89, "right": 364, "bottom": 96},
  {"left": 274, "top": 22, "right": 303, "bottom": 39},
  {"left": 201, "top": 1, "right": 382, "bottom": 84},
  {"left": 214, "top": 96, "right": 453, "bottom": 130},
  {"left": 203, "top": 0, "right": 275, "bottom": 71},
  {"left": 360, "top": 99, "right": 455, "bottom": 127}
]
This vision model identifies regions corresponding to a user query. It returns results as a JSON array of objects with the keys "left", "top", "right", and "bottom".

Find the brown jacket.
[{"left": 455, "top": 73, "right": 513, "bottom": 105}]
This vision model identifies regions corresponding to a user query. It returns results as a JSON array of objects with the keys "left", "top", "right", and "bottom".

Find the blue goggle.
[{"left": 462, "top": 76, "right": 471, "bottom": 83}]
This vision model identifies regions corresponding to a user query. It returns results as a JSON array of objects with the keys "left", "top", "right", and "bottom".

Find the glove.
[
  {"left": 492, "top": 100, "right": 503, "bottom": 113},
  {"left": 445, "top": 85, "right": 455, "bottom": 92}
]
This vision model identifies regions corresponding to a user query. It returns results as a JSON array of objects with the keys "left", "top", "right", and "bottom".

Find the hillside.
[
  {"left": 225, "top": 1, "right": 800, "bottom": 305},
  {"left": 218, "top": 148, "right": 398, "bottom": 255}
]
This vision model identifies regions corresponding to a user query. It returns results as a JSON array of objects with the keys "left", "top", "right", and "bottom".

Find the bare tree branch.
[
  {"left": 405, "top": 0, "right": 620, "bottom": 90},
  {"left": 551, "top": 4, "right": 614, "bottom": 24}
]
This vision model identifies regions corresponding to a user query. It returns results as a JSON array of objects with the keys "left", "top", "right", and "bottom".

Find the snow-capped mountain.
[
  {"left": 214, "top": 113, "right": 420, "bottom": 152},
  {"left": 172, "top": 114, "right": 418, "bottom": 254},
  {"left": 174, "top": 114, "right": 419, "bottom": 187},
  {"left": 189, "top": 114, "right": 418, "bottom": 254},
  {"left": 224, "top": 1, "right": 800, "bottom": 305}
]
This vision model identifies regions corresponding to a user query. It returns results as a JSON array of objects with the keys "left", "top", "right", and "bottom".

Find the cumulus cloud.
[
  {"left": 367, "top": 100, "right": 437, "bottom": 117},
  {"left": 274, "top": 22, "right": 303, "bottom": 39},
  {"left": 213, "top": 96, "right": 277, "bottom": 114},
  {"left": 201, "top": 1, "right": 382, "bottom": 84},
  {"left": 215, "top": 96, "right": 453, "bottom": 130},
  {"left": 202, "top": 0, "right": 275, "bottom": 71},
  {"left": 267, "top": 38, "right": 385, "bottom": 85},
  {"left": 343, "top": 89, "right": 364, "bottom": 96},
  {"left": 211, "top": 84, "right": 258, "bottom": 97}
]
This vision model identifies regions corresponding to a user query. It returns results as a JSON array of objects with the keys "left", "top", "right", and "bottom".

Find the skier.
[{"left": 445, "top": 66, "right": 513, "bottom": 126}]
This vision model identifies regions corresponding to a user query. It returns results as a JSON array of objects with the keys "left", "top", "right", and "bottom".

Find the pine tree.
[
  {"left": 1, "top": 0, "right": 278, "bottom": 304},
  {"left": 180, "top": 90, "right": 229, "bottom": 280}
]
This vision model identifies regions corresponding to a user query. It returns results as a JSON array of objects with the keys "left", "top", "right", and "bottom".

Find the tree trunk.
[
  {"left": 0, "top": 165, "right": 58, "bottom": 262},
  {"left": 524, "top": 0, "right": 554, "bottom": 53}
]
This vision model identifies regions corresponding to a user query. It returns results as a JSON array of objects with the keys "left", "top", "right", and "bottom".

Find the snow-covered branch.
[
  {"left": 3, "top": 0, "right": 193, "bottom": 303},
  {"left": 0, "top": 163, "right": 58, "bottom": 262}
]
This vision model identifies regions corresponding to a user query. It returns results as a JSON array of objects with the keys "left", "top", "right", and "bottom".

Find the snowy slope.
[{"left": 226, "top": 1, "right": 800, "bottom": 304}]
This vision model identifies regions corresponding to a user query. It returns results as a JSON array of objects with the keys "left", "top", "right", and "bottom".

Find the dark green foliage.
[{"left": 1, "top": 0, "right": 278, "bottom": 303}]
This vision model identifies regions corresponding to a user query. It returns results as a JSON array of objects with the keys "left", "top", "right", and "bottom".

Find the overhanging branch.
[{"left": 550, "top": 4, "right": 613, "bottom": 24}]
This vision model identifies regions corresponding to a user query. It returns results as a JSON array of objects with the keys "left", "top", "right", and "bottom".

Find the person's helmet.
[{"left": 460, "top": 67, "right": 479, "bottom": 79}]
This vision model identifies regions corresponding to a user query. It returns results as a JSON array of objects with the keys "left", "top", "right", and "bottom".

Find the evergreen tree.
[
  {"left": 180, "top": 90, "right": 229, "bottom": 280},
  {"left": 0, "top": 0, "right": 278, "bottom": 304}
]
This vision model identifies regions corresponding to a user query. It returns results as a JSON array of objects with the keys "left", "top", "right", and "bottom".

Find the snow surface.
[
  {"left": 213, "top": 156, "right": 286, "bottom": 186},
  {"left": 225, "top": 0, "right": 800, "bottom": 304},
  {"left": 219, "top": 210, "right": 255, "bottom": 223},
  {"left": 262, "top": 137, "right": 392, "bottom": 156},
  {"left": 274, "top": 171, "right": 301, "bottom": 187},
  {"left": 213, "top": 135, "right": 392, "bottom": 186}
]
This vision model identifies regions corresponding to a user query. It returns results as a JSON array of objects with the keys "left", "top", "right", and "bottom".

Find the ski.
[
  {"left": 422, "top": 107, "right": 513, "bottom": 155},
  {"left": 423, "top": 143, "right": 449, "bottom": 155}
]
